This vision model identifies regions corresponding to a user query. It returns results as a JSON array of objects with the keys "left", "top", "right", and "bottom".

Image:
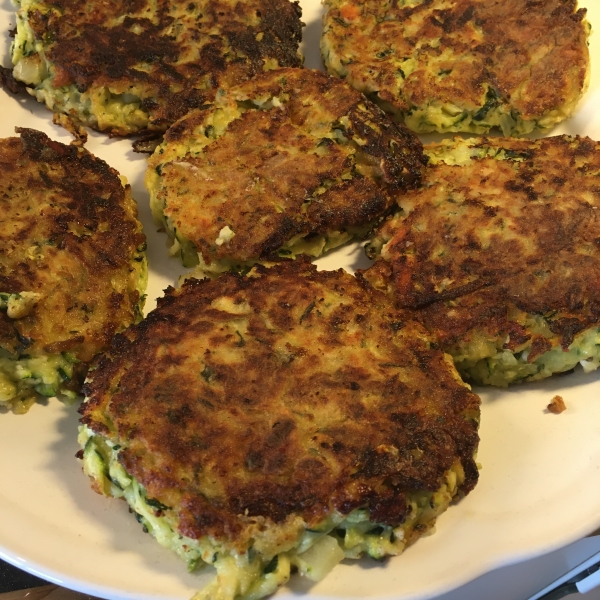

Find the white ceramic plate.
[{"left": 0, "top": 1, "right": 599, "bottom": 599}]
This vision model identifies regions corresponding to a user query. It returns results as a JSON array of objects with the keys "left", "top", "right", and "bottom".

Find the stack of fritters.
[
  {"left": 146, "top": 68, "right": 426, "bottom": 276},
  {"left": 10, "top": 0, "right": 303, "bottom": 136},
  {"left": 365, "top": 135, "right": 600, "bottom": 386},
  {"left": 0, "top": 128, "right": 147, "bottom": 413},
  {"left": 79, "top": 259, "right": 480, "bottom": 600},
  {"left": 321, "top": 0, "right": 590, "bottom": 135}
]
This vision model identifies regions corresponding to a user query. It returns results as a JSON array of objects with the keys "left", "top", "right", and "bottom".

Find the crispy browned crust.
[
  {"left": 51, "top": 113, "right": 88, "bottom": 146},
  {"left": 322, "top": 0, "right": 589, "bottom": 128},
  {"left": 80, "top": 259, "right": 479, "bottom": 548},
  {"left": 0, "top": 128, "right": 146, "bottom": 366},
  {"left": 364, "top": 135, "right": 600, "bottom": 354},
  {"left": 547, "top": 395, "right": 566, "bottom": 414},
  {"left": 151, "top": 68, "right": 425, "bottom": 265},
  {"left": 0, "top": 65, "right": 27, "bottom": 95},
  {"left": 21, "top": 0, "right": 303, "bottom": 135}
]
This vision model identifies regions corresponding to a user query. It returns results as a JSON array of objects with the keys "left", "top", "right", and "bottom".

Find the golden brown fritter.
[
  {"left": 321, "top": 0, "right": 590, "bottom": 135},
  {"left": 0, "top": 128, "right": 146, "bottom": 412},
  {"left": 146, "top": 68, "right": 425, "bottom": 275},
  {"left": 364, "top": 135, "right": 600, "bottom": 386},
  {"left": 79, "top": 259, "right": 479, "bottom": 598},
  {"left": 10, "top": 0, "right": 303, "bottom": 136}
]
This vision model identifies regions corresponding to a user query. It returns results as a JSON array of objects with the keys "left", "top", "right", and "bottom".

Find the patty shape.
[
  {"left": 79, "top": 259, "right": 480, "bottom": 600},
  {"left": 10, "top": 0, "right": 303, "bottom": 136},
  {"left": 0, "top": 128, "right": 147, "bottom": 413},
  {"left": 146, "top": 68, "right": 425, "bottom": 276},
  {"left": 364, "top": 135, "right": 600, "bottom": 386},
  {"left": 321, "top": 0, "right": 590, "bottom": 136}
]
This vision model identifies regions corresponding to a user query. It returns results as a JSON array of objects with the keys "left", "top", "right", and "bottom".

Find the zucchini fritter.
[
  {"left": 321, "top": 0, "right": 590, "bottom": 135},
  {"left": 364, "top": 136, "right": 600, "bottom": 386},
  {"left": 0, "top": 128, "right": 147, "bottom": 413},
  {"left": 146, "top": 68, "right": 425, "bottom": 276},
  {"left": 10, "top": 0, "right": 303, "bottom": 136},
  {"left": 79, "top": 259, "right": 479, "bottom": 600}
]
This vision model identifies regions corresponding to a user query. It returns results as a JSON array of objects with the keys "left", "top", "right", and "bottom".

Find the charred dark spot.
[
  {"left": 548, "top": 317, "right": 587, "bottom": 349},
  {"left": 390, "top": 412, "right": 421, "bottom": 429},
  {"left": 166, "top": 404, "right": 194, "bottom": 425},
  {"left": 245, "top": 449, "right": 264, "bottom": 471},
  {"left": 266, "top": 419, "right": 295, "bottom": 447}
]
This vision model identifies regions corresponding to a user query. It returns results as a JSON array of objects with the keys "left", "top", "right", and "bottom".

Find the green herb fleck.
[
  {"left": 201, "top": 365, "right": 215, "bottom": 382},
  {"left": 473, "top": 88, "right": 500, "bottom": 122},
  {"left": 263, "top": 555, "right": 279, "bottom": 574},
  {"left": 145, "top": 497, "right": 170, "bottom": 511},
  {"left": 235, "top": 331, "right": 245, "bottom": 347},
  {"left": 299, "top": 301, "right": 315, "bottom": 324},
  {"left": 376, "top": 48, "right": 393, "bottom": 59},
  {"left": 35, "top": 383, "right": 56, "bottom": 397},
  {"left": 367, "top": 526, "right": 384, "bottom": 535}
]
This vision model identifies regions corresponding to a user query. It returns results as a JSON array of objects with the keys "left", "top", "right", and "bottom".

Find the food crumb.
[{"left": 547, "top": 395, "right": 566, "bottom": 414}]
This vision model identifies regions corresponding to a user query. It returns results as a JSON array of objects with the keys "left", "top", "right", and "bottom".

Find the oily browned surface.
[
  {"left": 365, "top": 136, "right": 600, "bottom": 354},
  {"left": 23, "top": 0, "right": 303, "bottom": 134},
  {"left": 0, "top": 128, "right": 146, "bottom": 366},
  {"left": 81, "top": 260, "right": 479, "bottom": 548},
  {"left": 151, "top": 68, "right": 425, "bottom": 265},
  {"left": 322, "top": 0, "right": 589, "bottom": 123}
]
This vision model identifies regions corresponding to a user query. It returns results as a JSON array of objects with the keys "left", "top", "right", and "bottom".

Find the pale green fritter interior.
[
  {"left": 11, "top": 0, "right": 150, "bottom": 133},
  {"left": 353, "top": 74, "right": 548, "bottom": 137},
  {"left": 163, "top": 225, "right": 366, "bottom": 278},
  {"left": 0, "top": 256, "right": 147, "bottom": 413},
  {"left": 365, "top": 84, "right": 583, "bottom": 137},
  {"left": 451, "top": 322, "right": 600, "bottom": 387},
  {"left": 0, "top": 347, "right": 80, "bottom": 411},
  {"left": 79, "top": 425, "right": 466, "bottom": 600}
]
